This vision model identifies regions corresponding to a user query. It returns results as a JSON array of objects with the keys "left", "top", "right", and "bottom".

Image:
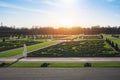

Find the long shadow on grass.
[{"left": 5, "top": 57, "right": 24, "bottom": 67}]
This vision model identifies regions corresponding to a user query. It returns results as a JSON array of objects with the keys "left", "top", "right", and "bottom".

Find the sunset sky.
[{"left": 0, "top": 0, "right": 120, "bottom": 28}]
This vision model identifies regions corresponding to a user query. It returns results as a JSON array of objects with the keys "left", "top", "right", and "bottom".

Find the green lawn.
[
  {"left": 35, "top": 39, "right": 46, "bottom": 42},
  {"left": 66, "top": 35, "right": 77, "bottom": 40},
  {"left": 0, "top": 39, "right": 1, "bottom": 41},
  {"left": 0, "top": 38, "right": 2, "bottom": 42},
  {"left": 93, "top": 63, "right": 120, "bottom": 67},
  {"left": 27, "top": 41, "right": 57, "bottom": 51},
  {"left": 9, "top": 62, "right": 120, "bottom": 68},
  {"left": 49, "top": 63, "right": 83, "bottom": 67},
  {"left": 0, "top": 41, "right": 57, "bottom": 57},
  {"left": 10, "top": 63, "right": 42, "bottom": 68},
  {"left": 104, "top": 34, "right": 120, "bottom": 45},
  {"left": 104, "top": 42, "right": 111, "bottom": 48},
  {"left": 50, "top": 63, "right": 120, "bottom": 68}
]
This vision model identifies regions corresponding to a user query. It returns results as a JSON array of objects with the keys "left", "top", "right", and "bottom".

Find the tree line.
[{"left": 0, "top": 25, "right": 120, "bottom": 37}]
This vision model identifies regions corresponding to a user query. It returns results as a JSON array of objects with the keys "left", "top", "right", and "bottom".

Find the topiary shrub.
[
  {"left": 41, "top": 63, "right": 50, "bottom": 67},
  {"left": 101, "top": 35, "right": 103, "bottom": 38},
  {"left": 84, "top": 63, "right": 92, "bottom": 67},
  {"left": 2, "top": 37, "right": 6, "bottom": 42},
  {"left": 115, "top": 44, "right": 119, "bottom": 51},
  {"left": 0, "top": 62, "right": 7, "bottom": 67},
  {"left": 111, "top": 41, "right": 114, "bottom": 47}
]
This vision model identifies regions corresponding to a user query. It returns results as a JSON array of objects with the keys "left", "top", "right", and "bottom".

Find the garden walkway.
[{"left": 0, "top": 57, "right": 120, "bottom": 63}]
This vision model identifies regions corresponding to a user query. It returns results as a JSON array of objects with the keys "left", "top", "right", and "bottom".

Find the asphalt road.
[{"left": 0, "top": 68, "right": 120, "bottom": 80}]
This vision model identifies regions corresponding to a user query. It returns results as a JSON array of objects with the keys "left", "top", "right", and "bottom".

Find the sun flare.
[
  {"left": 60, "top": 18, "right": 76, "bottom": 27},
  {"left": 61, "top": 19, "right": 73, "bottom": 26}
]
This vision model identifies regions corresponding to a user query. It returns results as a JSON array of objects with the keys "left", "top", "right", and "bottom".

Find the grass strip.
[
  {"left": 93, "top": 63, "right": 120, "bottom": 67},
  {"left": 49, "top": 63, "right": 83, "bottom": 68},
  {"left": 9, "top": 63, "right": 42, "bottom": 68},
  {"left": 9, "top": 62, "right": 120, "bottom": 68}
]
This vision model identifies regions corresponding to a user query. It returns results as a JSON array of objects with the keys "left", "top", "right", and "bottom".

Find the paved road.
[
  {"left": 0, "top": 57, "right": 120, "bottom": 63},
  {"left": 0, "top": 68, "right": 120, "bottom": 80}
]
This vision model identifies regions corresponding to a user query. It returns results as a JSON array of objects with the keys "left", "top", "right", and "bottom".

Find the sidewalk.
[{"left": 0, "top": 57, "right": 120, "bottom": 63}]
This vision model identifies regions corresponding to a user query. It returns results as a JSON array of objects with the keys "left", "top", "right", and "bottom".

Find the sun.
[
  {"left": 53, "top": 0, "right": 79, "bottom": 28},
  {"left": 62, "top": 20, "right": 73, "bottom": 26},
  {"left": 60, "top": 18, "right": 76, "bottom": 27}
]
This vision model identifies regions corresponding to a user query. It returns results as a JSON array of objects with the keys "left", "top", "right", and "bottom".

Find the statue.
[{"left": 23, "top": 44, "right": 27, "bottom": 57}]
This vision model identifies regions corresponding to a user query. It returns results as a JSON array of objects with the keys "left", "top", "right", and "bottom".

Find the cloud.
[
  {"left": 44, "top": 1, "right": 57, "bottom": 6},
  {"left": 0, "top": 1, "right": 50, "bottom": 14},
  {"left": 43, "top": 0, "right": 62, "bottom": 8},
  {"left": 20, "top": 0, "right": 31, "bottom": 2},
  {"left": 106, "top": 0, "right": 115, "bottom": 2},
  {"left": 1, "top": 10, "right": 18, "bottom": 14},
  {"left": 115, "top": 14, "right": 120, "bottom": 17},
  {"left": 43, "top": 0, "right": 78, "bottom": 10}
]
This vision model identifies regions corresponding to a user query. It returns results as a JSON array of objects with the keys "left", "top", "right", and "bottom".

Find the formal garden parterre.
[{"left": 28, "top": 39, "right": 119, "bottom": 57}]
